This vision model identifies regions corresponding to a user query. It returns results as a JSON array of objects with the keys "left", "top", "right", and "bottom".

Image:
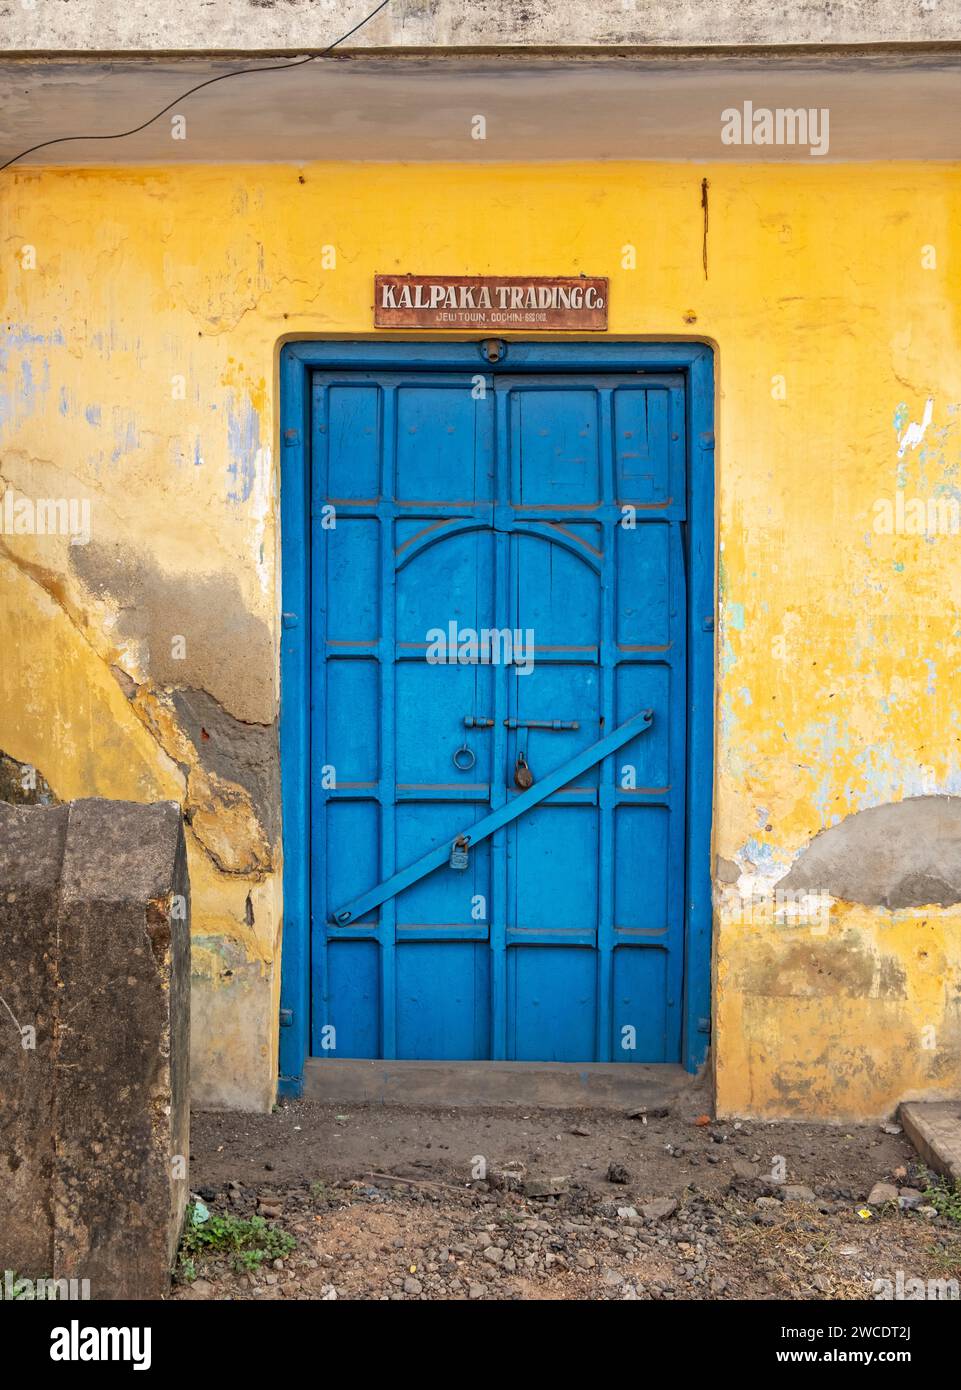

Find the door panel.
[{"left": 310, "top": 367, "right": 687, "bottom": 1062}]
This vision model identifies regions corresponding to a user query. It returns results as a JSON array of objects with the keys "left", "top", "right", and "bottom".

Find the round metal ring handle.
[{"left": 452, "top": 743, "right": 476, "bottom": 772}]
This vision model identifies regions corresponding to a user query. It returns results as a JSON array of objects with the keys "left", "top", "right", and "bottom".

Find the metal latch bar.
[
  {"left": 464, "top": 716, "right": 580, "bottom": 730},
  {"left": 329, "top": 708, "right": 654, "bottom": 926},
  {"left": 503, "top": 718, "right": 579, "bottom": 730}
]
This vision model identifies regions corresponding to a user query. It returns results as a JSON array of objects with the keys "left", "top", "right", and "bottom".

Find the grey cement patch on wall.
[
  {"left": 2, "top": 0, "right": 959, "bottom": 53},
  {"left": 715, "top": 855, "right": 740, "bottom": 884},
  {"left": 171, "top": 687, "right": 280, "bottom": 843},
  {"left": 70, "top": 542, "right": 275, "bottom": 725},
  {"left": 779, "top": 795, "right": 961, "bottom": 910}
]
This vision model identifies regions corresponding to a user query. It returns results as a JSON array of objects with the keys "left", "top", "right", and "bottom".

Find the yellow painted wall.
[{"left": 2, "top": 161, "right": 960, "bottom": 1117}]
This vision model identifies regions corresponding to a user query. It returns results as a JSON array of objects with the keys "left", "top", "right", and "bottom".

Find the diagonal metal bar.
[{"left": 329, "top": 707, "right": 654, "bottom": 926}]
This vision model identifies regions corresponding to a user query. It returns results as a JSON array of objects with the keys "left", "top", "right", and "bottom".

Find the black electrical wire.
[{"left": 0, "top": 0, "right": 391, "bottom": 173}]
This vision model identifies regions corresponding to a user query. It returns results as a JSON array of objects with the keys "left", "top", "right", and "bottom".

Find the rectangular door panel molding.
[{"left": 306, "top": 365, "right": 690, "bottom": 1065}]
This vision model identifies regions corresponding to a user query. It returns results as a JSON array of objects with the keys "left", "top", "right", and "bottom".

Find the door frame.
[{"left": 277, "top": 339, "right": 715, "bottom": 1096}]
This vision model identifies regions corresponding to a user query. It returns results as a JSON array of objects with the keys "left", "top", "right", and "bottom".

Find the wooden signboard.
[{"left": 374, "top": 275, "right": 609, "bottom": 330}]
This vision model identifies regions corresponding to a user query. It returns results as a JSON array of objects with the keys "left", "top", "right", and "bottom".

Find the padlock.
[
  {"left": 449, "top": 835, "right": 469, "bottom": 871},
  {"left": 514, "top": 751, "right": 534, "bottom": 790}
]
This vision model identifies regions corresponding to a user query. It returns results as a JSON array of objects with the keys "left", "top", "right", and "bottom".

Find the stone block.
[
  {"left": 0, "top": 799, "right": 189, "bottom": 1299},
  {"left": 0, "top": 803, "right": 66, "bottom": 1278}
]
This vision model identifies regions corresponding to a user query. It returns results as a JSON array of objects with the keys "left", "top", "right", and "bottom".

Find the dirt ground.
[{"left": 173, "top": 1090, "right": 961, "bottom": 1301}]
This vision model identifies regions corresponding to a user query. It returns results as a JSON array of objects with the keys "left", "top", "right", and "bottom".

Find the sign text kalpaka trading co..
[{"left": 374, "top": 275, "right": 608, "bottom": 330}]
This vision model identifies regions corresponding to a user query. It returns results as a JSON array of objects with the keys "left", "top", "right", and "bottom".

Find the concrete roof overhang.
[{"left": 2, "top": 51, "right": 961, "bottom": 167}]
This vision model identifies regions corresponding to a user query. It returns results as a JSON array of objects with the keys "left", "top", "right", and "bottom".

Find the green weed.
[{"left": 178, "top": 1202, "right": 295, "bottom": 1277}]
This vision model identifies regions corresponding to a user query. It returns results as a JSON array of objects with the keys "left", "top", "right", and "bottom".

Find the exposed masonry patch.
[
  {"left": 105, "top": 671, "right": 273, "bottom": 876},
  {"left": 0, "top": 751, "right": 58, "bottom": 807},
  {"left": 779, "top": 795, "right": 961, "bottom": 910},
  {"left": 110, "top": 664, "right": 138, "bottom": 700},
  {"left": 170, "top": 687, "right": 279, "bottom": 843},
  {"left": 184, "top": 773, "right": 272, "bottom": 877}
]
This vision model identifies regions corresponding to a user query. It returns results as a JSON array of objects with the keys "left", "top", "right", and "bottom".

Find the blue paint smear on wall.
[
  {"left": 726, "top": 601, "right": 745, "bottom": 631},
  {"left": 226, "top": 391, "right": 260, "bottom": 503},
  {"left": 0, "top": 326, "right": 65, "bottom": 436},
  {"left": 110, "top": 411, "right": 139, "bottom": 464},
  {"left": 0, "top": 325, "right": 64, "bottom": 371},
  {"left": 741, "top": 837, "right": 780, "bottom": 873},
  {"left": 719, "top": 691, "right": 738, "bottom": 742},
  {"left": 18, "top": 358, "right": 51, "bottom": 419}
]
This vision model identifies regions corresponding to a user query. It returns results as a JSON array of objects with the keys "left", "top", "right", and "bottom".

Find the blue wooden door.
[{"left": 310, "top": 367, "right": 687, "bottom": 1062}]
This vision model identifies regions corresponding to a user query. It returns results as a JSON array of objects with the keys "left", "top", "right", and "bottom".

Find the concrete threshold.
[
  {"left": 302, "top": 1058, "right": 693, "bottom": 1110},
  {"left": 900, "top": 1101, "right": 961, "bottom": 1184}
]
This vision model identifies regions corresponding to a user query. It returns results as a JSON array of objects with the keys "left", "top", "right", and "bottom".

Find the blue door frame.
[{"left": 278, "top": 340, "right": 715, "bottom": 1096}]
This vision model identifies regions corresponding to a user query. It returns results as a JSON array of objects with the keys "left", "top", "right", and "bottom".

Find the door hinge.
[
  {"left": 280, "top": 1008, "right": 294, "bottom": 1028},
  {"left": 697, "top": 1016, "right": 711, "bottom": 1036}
]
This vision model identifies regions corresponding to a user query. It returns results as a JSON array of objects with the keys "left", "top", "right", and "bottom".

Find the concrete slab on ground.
[
  {"left": 302, "top": 1058, "right": 694, "bottom": 1110},
  {"left": 900, "top": 1101, "right": 961, "bottom": 1184}
]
